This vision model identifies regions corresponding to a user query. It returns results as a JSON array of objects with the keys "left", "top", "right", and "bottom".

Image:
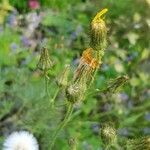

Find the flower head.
[
  {"left": 3, "top": 131, "right": 39, "bottom": 150},
  {"left": 100, "top": 123, "right": 117, "bottom": 145},
  {"left": 81, "top": 48, "right": 99, "bottom": 69},
  {"left": 74, "top": 48, "right": 99, "bottom": 82},
  {"left": 66, "top": 48, "right": 100, "bottom": 103},
  {"left": 90, "top": 8, "right": 108, "bottom": 54}
]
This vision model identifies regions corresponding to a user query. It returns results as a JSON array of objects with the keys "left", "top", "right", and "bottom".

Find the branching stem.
[
  {"left": 50, "top": 103, "right": 74, "bottom": 150},
  {"left": 50, "top": 87, "right": 60, "bottom": 106}
]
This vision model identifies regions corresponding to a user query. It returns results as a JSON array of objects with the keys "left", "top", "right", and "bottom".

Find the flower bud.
[
  {"left": 56, "top": 65, "right": 70, "bottom": 87},
  {"left": 127, "top": 137, "right": 150, "bottom": 150},
  {"left": 105, "top": 75, "right": 129, "bottom": 93},
  {"left": 90, "top": 8, "right": 108, "bottom": 55},
  {"left": 100, "top": 123, "right": 117, "bottom": 145},
  {"left": 37, "top": 47, "right": 52, "bottom": 71}
]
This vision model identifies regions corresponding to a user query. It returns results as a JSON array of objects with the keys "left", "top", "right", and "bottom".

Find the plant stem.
[
  {"left": 45, "top": 75, "right": 49, "bottom": 96},
  {"left": 50, "top": 103, "right": 74, "bottom": 150},
  {"left": 50, "top": 87, "right": 60, "bottom": 106},
  {"left": 105, "top": 142, "right": 120, "bottom": 150},
  {"left": 44, "top": 69, "right": 49, "bottom": 97}
]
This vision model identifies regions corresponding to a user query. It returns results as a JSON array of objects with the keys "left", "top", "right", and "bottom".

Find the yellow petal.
[{"left": 93, "top": 8, "right": 108, "bottom": 22}]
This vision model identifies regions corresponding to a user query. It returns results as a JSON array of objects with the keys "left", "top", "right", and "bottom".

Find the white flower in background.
[{"left": 3, "top": 131, "right": 39, "bottom": 150}]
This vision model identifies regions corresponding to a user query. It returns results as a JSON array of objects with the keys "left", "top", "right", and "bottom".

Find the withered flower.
[
  {"left": 66, "top": 48, "right": 100, "bottom": 103},
  {"left": 73, "top": 48, "right": 99, "bottom": 83}
]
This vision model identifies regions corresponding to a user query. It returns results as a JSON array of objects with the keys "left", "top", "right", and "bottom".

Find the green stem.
[
  {"left": 50, "top": 103, "right": 74, "bottom": 150},
  {"left": 45, "top": 75, "right": 49, "bottom": 96},
  {"left": 44, "top": 69, "right": 49, "bottom": 97},
  {"left": 105, "top": 142, "right": 120, "bottom": 150},
  {"left": 105, "top": 145, "right": 109, "bottom": 150},
  {"left": 50, "top": 87, "right": 60, "bottom": 106}
]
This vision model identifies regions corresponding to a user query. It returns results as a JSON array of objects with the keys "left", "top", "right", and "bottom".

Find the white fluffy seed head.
[{"left": 3, "top": 131, "right": 39, "bottom": 150}]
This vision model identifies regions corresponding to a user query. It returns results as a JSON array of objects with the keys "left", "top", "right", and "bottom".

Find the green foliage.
[{"left": 0, "top": 28, "right": 19, "bottom": 66}]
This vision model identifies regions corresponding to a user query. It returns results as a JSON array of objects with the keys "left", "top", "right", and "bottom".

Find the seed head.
[
  {"left": 90, "top": 8, "right": 108, "bottom": 55},
  {"left": 37, "top": 47, "right": 52, "bottom": 71},
  {"left": 3, "top": 131, "right": 39, "bottom": 150}
]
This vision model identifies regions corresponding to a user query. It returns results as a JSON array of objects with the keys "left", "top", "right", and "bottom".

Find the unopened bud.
[
  {"left": 127, "top": 137, "right": 150, "bottom": 150},
  {"left": 100, "top": 123, "right": 117, "bottom": 145},
  {"left": 37, "top": 47, "right": 52, "bottom": 71},
  {"left": 105, "top": 75, "right": 129, "bottom": 93},
  {"left": 90, "top": 8, "right": 108, "bottom": 55},
  {"left": 56, "top": 65, "right": 70, "bottom": 87}
]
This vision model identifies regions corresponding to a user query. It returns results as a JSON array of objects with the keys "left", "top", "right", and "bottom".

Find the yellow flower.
[
  {"left": 90, "top": 8, "right": 108, "bottom": 53},
  {"left": 92, "top": 8, "right": 108, "bottom": 23}
]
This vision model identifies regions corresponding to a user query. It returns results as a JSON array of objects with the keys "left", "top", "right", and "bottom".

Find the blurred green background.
[{"left": 0, "top": 0, "right": 150, "bottom": 149}]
